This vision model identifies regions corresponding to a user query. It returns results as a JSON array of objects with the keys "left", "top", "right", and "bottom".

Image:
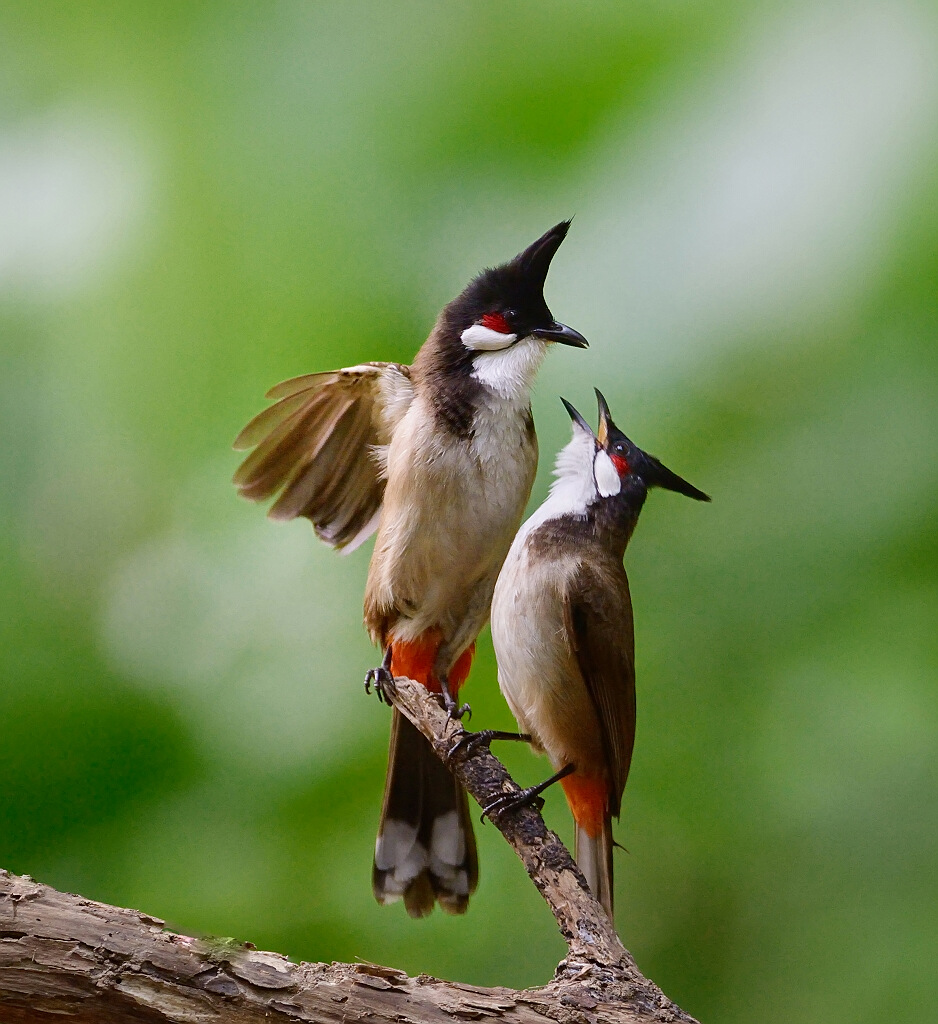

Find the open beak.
[
  {"left": 595, "top": 388, "right": 614, "bottom": 447},
  {"left": 560, "top": 397, "right": 597, "bottom": 439},
  {"left": 594, "top": 388, "right": 710, "bottom": 501},
  {"left": 532, "top": 322, "right": 589, "bottom": 348}
]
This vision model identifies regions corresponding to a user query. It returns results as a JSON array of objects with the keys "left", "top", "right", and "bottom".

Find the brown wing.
[
  {"left": 232, "top": 362, "right": 413, "bottom": 551},
  {"left": 564, "top": 561, "right": 636, "bottom": 817}
]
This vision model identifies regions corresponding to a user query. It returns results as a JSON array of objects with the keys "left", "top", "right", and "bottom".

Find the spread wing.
[
  {"left": 564, "top": 562, "right": 636, "bottom": 817},
  {"left": 232, "top": 362, "right": 413, "bottom": 551}
]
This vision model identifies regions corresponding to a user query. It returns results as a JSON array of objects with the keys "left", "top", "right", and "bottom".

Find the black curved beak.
[{"left": 532, "top": 322, "right": 589, "bottom": 348}]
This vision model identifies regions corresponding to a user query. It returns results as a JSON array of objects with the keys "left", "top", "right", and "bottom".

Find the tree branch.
[
  {"left": 0, "top": 677, "right": 698, "bottom": 1022},
  {"left": 386, "top": 677, "right": 629, "bottom": 969}
]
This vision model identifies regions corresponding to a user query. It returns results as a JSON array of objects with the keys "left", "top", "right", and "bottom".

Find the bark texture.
[
  {"left": 0, "top": 678, "right": 699, "bottom": 1023},
  {"left": 0, "top": 870, "right": 695, "bottom": 1024}
]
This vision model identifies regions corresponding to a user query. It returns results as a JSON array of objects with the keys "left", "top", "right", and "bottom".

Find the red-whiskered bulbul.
[
  {"left": 485, "top": 390, "right": 708, "bottom": 920},
  {"left": 232, "top": 222, "right": 587, "bottom": 917}
]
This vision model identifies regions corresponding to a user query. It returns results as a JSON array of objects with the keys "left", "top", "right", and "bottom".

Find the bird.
[
  {"left": 483, "top": 389, "right": 709, "bottom": 920},
  {"left": 232, "top": 221, "right": 587, "bottom": 917}
]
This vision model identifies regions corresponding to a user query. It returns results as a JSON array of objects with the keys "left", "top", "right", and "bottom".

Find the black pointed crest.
[
  {"left": 436, "top": 218, "right": 580, "bottom": 352},
  {"left": 512, "top": 220, "right": 572, "bottom": 292}
]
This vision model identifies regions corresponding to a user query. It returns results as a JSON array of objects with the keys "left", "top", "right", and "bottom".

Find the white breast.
[
  {"left": 490, "top": 537, "right": 581, "bottom": 760},
  {"left": 490, "top": 422, "right": 603, "bottom": 764},
  {"left": 367, "top": 391, "right": 537, "bottom": 646}
]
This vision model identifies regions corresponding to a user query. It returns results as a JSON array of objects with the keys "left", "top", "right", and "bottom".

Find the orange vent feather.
[
  {"left": 390, "top": 629, "right": 474, "bottom": 695},
  {"left": 560, "top": 774, "right": 609, "bottom": 838}
]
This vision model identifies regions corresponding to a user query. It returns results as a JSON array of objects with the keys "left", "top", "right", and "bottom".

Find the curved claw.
[
  {"left": 447, "top": 729, "right": 471, "bottom": 759},
  {"left": 448, "top": 731, "right": 481, "bottom": 759},
  {"left": 364, "top": 666, "right": 395, "bottom": 704},
  {"left": 450, "top": 729, "right": 533, "bottom": 760},
  {"left": 480, "top": 787, "right": 546, "bottom": 824},
  {"left": 448, "top": 728, "right": 492, "bottom": 760},
  {"left": 440, "top": 690, "right": 472, "bottom": 722}
]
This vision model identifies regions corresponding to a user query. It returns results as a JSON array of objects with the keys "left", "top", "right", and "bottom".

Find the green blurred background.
[{"left": 2, "top": 2, "right": 937, "bottom": 1020}]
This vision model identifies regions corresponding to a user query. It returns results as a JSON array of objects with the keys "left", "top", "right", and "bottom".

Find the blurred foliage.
[{"left": 1, "top": 3, "right": 937, "bottom": 1021}]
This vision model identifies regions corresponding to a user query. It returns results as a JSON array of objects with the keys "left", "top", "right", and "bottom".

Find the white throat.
[
  {"left": 470, "top": 336, "right": 548, "bottom": 403},
  {"left": 516, "top": 425, "right": 597, "bottom": 542}
]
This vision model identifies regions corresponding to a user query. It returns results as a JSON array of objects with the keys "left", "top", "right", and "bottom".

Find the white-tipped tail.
[{"left": 373, "top": 711, "right": 478, "bottom": 917}]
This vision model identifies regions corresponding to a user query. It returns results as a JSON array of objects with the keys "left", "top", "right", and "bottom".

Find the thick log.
[{"left": 0, "top": 869, "right": 695, "bottom": 1023}]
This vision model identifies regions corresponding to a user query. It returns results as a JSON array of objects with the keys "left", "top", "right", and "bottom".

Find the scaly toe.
[
  {"left": 480, "top": 787, "right": 544, "bottom": 824},
  {"left": 448, "top": 728, "right": 491, "bottom": 759},
  {"left": 447, "top": 729, "right": 472, "bottom": 759}
]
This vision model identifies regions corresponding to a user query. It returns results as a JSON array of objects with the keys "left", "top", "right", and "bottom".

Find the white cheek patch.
[
  {"left": 460, "top": 323, "right": 518, "bottom": 351},
  {"left": 594, "top": 449, "right": 622, "bottom": 497}
]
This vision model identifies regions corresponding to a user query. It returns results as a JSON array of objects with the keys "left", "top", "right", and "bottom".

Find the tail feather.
[
  {"left": 574, "top": 818, "right": 614, "bottom": 920},
  {"left": 373, "top": 710, "right": 478, "bottom": 917}
]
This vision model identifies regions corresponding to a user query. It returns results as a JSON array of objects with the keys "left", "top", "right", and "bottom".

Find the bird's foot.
[
  {"left": 479, "top": 762, "right": 575, "bottom": 825},
  {"left": 448, "top": 729, "right": 531, "bottom": 760},
  {"left": 448, "top": 728, "right": 496, "bottom": 759},
  {"left": 439, "top": 683, "right": 471, "bottom": 722},
  {"left": 480, "top": 786, "right": 546, "bottom": 824},
  {"left": 364, "top": 666, "right": 396, "bottom": 704}
]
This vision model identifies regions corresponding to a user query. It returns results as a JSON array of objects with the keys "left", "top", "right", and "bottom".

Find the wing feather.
[
  {"left": 564, "top": 564, "right": 637, "bottom": 817},
  {"left": 232, "top": 387, "right": 324, "bottom": 451},
  {"left": 233, "top": 362, "right": 412, "bottom": 551},
  {"left": 265, "top": 371, "right": 336, "bottom": 401},
  {"left": 232, "top": 392, "right": 337, "bottom": 494},
  {"left": 266, "top": 397, "right": 359, "bottom": 520}
]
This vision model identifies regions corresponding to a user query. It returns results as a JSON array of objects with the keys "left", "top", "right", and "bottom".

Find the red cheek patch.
[
  {"left": 610, "top": 453, "right": 630, "bottom": 476},
  {"left": 480, "top": 313, "right": 511, "bottom": 334}
]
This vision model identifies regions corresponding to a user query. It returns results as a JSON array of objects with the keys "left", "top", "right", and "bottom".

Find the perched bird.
[
  {"left": 233, "top": 222, "right": 587, "bottom": 917},
  {"left": 486, "top": 391, "right": 709, "bottom": 919}
]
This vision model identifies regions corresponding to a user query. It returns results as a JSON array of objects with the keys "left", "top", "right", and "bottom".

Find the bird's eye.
[{"left": 614, "top": 443, "right": 625, "bottom": 453}]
